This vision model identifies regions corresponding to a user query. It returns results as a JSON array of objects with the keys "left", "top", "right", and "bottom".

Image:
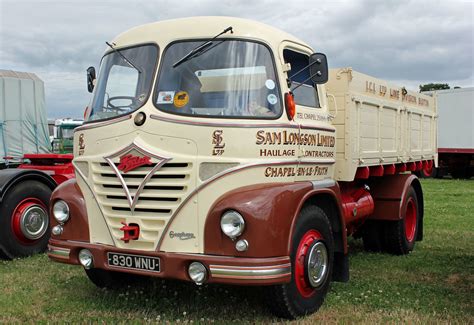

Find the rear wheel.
[
  {"left": 384, "top": 187, "right": 419, "bottom": 255},
  {"left": 0, "top": 180, "right": 52, "bottom": 259},
  {"left": 266, "top": 205, "right": 333, "bottom": 319}
]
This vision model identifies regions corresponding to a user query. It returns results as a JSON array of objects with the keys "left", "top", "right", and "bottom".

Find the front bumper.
[{"left": 48, "top": 239, "right": 291, "bottom": 285}]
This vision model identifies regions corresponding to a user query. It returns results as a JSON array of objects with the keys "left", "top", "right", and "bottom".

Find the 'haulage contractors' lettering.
[{"left": 256, "top": 130, "right": 335, "bottom": 147}]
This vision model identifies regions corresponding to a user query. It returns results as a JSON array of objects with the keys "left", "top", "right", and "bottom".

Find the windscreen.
[
  {"left": 88, "top": 44, "right": 158, "bottom": 122},
  {"left": 155, "top": 40, "right": 281, "bottom": 118},
  {"left": 59, "top": 127, "right": 75, "bottom": 139}
]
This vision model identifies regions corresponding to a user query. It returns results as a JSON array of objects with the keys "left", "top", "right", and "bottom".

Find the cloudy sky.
[{"left": 1, "top": 0, "right": 473, "bottom": 118}]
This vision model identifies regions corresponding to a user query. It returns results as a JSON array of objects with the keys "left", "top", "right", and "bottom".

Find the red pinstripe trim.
[
  {"left": 150, "top": 114, "right": 336, "bottom": 133},
  {"left": 438, "top": 148, "right": 474, "bottom": 154},
  {"left": 76, "top": 114, "right": 133, "bottom": 131}
]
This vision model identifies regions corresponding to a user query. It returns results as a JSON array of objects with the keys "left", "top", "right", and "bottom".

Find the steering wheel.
[{"left": 107, "top": 96, "right": 137, "bottom": 110}]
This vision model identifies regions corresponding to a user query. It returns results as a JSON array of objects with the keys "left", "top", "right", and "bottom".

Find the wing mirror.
[
  {"left": 309, "top": 53, "right": 328, "bottom": 84},
  {"left": 87, "top": 66, "right": 96, "bottom": 93}
]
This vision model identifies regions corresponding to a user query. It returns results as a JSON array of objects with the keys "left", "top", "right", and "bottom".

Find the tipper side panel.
[{"left": 327, "top": 68, "right": 437, "bottom": 181}]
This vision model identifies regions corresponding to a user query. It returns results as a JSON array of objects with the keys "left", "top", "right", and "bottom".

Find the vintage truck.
[
  {"left": 52, "top": 118, "right": 84, "bottom": 154},
  {"left": 0, "top": 70, "right": 75, "bottom": 258},
  {"left": 47, "top": 17, "right": 437, "bottom": 318}
]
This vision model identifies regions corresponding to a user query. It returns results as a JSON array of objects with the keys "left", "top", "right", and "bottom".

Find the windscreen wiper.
[
  {"left": 173, "top": 26, "right": 233, "bottom": 68},
  {"left": 106, "top": 42, "right": 142, "bottom": 73}
]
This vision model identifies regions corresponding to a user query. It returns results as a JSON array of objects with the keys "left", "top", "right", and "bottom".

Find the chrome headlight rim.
[
  {"left": 53, "top": 200, "right": 70, "bottom": 224},
  {"left": 220, "top": 210, "right": 245, "bottom": 239}
]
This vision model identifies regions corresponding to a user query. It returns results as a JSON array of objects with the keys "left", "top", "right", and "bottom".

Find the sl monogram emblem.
[
  {"left": 212, "top": 130, "right": 225, "bottom": 156},
  {"left": 78, "top": 133, "right": 85, "bottom": 156},
  {"left": 118, "top": 154, "right": 152, "bottom": 173},
  {"left": 104, "top": 142, "right": 170, "bottom": 211}
]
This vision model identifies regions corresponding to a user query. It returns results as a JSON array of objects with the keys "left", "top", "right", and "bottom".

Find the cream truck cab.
[{"left": 47, "top": 17, "right": 437, "bottom": 319}]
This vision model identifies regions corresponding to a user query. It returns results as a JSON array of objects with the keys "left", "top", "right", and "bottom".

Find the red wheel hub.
[
  {"left": 11, "top": 198, "right": 48, "bottom": 244},
  {"left": 404, "top": 197, "right": 417, "bottom": 242},
  {"left": 294, "top": 229, "right": 323, "bottom": 298}
]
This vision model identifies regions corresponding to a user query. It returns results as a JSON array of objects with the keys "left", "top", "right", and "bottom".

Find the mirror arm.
[
  {"left": 288, "top": 60, "right": 319, "bottom": 80},
  {"left": 290, "top": 72, "right": 321, "bottom": 92}
]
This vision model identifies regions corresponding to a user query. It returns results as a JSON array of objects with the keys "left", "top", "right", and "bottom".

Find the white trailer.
[
  {"left": 0, "top": 70, "right": 51, "bottom": 167},
  {"left": 429, "top": 87, "right": 473, "bottom": 178}
]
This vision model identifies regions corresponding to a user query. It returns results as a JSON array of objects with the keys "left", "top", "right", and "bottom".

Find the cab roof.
[{"left": 110, "top": 16, "right": 313, "bottom": 53}]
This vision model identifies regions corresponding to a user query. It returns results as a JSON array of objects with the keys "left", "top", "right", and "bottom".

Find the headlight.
[
  {"left": 220, "top": 210, "right": 245, "bottom": 239},
  {"left": 53, "top": 200, "right": 70, "bottom": 224},
  {"left": 78, "top": 249, "right": 93, "bottom": 269},
  {"left": 188, "top": 262, "right": 207, "bottom": 285}
]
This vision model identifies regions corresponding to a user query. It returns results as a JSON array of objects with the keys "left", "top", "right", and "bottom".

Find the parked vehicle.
[
  {"left": 52, "top": 118, "right": 84, "bottom": 154},
  {"left": 0, "top": 70, "right": 74, "bottom": 258},
  {"left": 0, "top": 70, "right": 51, "bottom": 168},
  {"left": 422, "top": 87, "right": 473, "bottom": 178},
  {"left": 47, "top": 17, "right": 437, "bottom": 319}
]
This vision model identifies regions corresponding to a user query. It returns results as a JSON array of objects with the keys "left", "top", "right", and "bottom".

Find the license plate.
[{"left": 107, "top": 252, "right": 160, "bottom": 273}]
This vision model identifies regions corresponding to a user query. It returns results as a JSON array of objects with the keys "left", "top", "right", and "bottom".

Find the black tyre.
[
  {"left": 266, "top": 205, "right": 334, "bottom": 319},
  {"left": 0, "top": 180, "right": 52, "bottom": 259},
  {"left": 85, "top": 268, "right": 145, "bottom": 289},
  {"left": 361, "top": 220, "right": 384, "bottom": 252},
  {"left": 384, "top": 187, "right": 419, "bottom": 255}
]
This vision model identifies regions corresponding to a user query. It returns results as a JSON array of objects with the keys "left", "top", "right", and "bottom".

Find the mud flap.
[{"left": 332, "top": 252, "right": 349, "bottom": 282}]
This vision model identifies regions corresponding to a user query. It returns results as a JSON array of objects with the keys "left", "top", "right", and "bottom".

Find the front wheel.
[{"left": 266, "top": 205, "right": 334, "bottom": 319}]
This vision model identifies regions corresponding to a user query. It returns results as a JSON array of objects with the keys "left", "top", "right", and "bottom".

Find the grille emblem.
[
  {"left": 104, "top": 141, "right": 170, "bottom": 211},
  {"left": 118, "top": 154, "right": 153, "bottom": 173}
]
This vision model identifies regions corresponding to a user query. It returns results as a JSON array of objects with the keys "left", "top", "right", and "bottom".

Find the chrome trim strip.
[
  {"left": 311, "top": 179, "right": 336, "bottom": 189},
  {"left": 47, "top": 246, "right": 70, "bottom": 258},
  {"left": 156, "top": 159, "right": 335, "bottom": 250},
  {"left": 210, "top": 263, "right": 291, "bottom": 279},
  {"left": 150, "top": 114, "right": 336, "bottom": 133},
  {"left": 76, "top": 114, "right": 133, "bottom": 131},
  {"left": 73, "top": 160, "right": 117, "bottom": 246}
]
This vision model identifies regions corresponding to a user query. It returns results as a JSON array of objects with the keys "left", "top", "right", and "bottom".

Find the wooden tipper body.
[{"left": 327, "top": 68, "right": 437, "bottom": 181}]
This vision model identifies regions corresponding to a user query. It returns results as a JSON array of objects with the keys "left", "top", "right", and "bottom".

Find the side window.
[{"left": 283, "top": 49, "right": 320, "bottom": 108}]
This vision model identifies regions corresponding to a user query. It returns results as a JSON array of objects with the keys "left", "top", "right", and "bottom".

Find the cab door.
[{"left": 279, "top": 43, "right": 336, "bottom": 181}]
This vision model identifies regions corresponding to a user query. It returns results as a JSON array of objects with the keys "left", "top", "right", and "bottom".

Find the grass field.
[{"left": 1, "top": 179, "right": 473, "bottom": 323}]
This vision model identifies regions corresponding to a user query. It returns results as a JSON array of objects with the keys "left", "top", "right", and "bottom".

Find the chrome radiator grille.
[{"left": 91, "top": 160, "right": 192, "bottom": 250}]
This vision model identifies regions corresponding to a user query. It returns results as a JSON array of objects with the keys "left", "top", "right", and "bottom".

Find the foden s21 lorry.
[{"left": 47, "top": 17, "right": 437, "bottom": 318}]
